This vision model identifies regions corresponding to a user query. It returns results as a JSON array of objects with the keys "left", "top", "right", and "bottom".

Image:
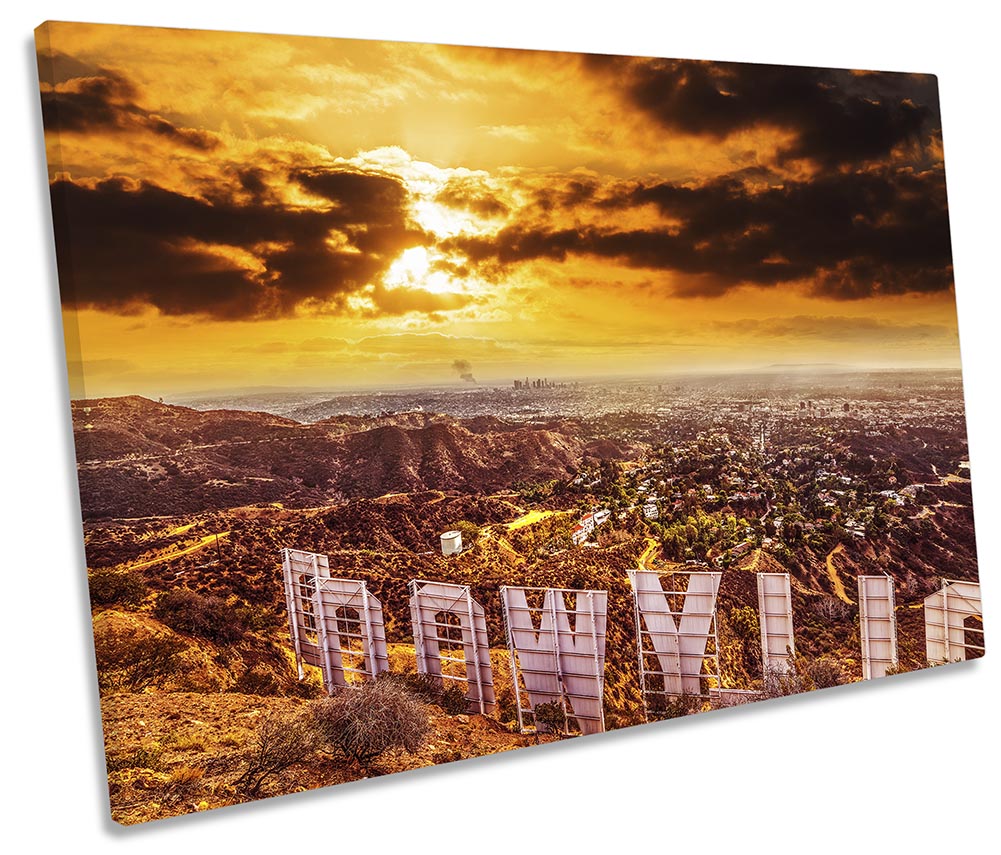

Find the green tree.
[{"left": 452, "top": 520, "right": 481, "bottom": 545}]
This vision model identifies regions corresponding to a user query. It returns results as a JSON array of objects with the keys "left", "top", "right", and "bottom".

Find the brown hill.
[
  {"left": 72, "top": 397, "right": 594, "bottom": 519},
  {"left": 325, "top": 421, "right": 581, "bottom": 498}
]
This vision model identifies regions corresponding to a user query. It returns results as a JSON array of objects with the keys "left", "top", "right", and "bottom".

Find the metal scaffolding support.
[
  {"left": 408, "top": 580, "right": 496, "bottom": 715},
  {"left": 500, "top": 586, "right": 608, "bottom": 736},
  {"left": 311, "top": 577, "right": 389, "bottom": 692},
  {"left": 629, "top": 569, "right": 722, "bottom": 720},
  {"left": 858, "top": 574, "right": 899, "bottom": 680},
  {"left": 757, "top": 572, "right": 795, "bottom": 675},
  {"left": 281, "top": 548, "right": 330, "bottom": 678},
  {"left": 924, "top": 579, "right": 984, "bottom": 665}
]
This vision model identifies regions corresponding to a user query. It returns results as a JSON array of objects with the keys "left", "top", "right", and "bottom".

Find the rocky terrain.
[{"left": 73, "top": 397, "right": 636, "bottom": 519}]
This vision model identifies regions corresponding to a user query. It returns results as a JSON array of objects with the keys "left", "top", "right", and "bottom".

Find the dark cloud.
[
  {"left": 40, "top": 74, "right": 137, "bottom": 132},
  {"left": 446, "top": 166, "right": 953, "bottom": 300},
  {"left": 235, "top": 168, "right": 272, "bottom": 203},
  {"left": 435, "top": 179, "right": 509, "bottom": 217},
  {"left": 532, "top": 176, "right": 600, "bottom": 214},
  {"left": 143, "top": 113, "right": 220, "bottom": 151},
  {"left": 51, "top": 169, "right": 425, "bottom": 319},
  {"left": 36, "top": 49, "right": 108, "bottom": 86},
  {"left": 42, "top": 47, "right": 951, "bottom": 317},
  {"left": 39, "top": 62, "right": 220, "bottom": 151},
  {"left": 585, "top": 57, "right": 938, "bottom": 170},
  {"left": 293, "top": 168, "right": 418, "bottom": 257}
]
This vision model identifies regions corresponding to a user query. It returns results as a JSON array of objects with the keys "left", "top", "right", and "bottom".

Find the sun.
[
  {"left": 384, "top": 246, "right": 456, "bottom": 295},
  {"left": 410, "top": 199, "right": 479, "bottom": 239}
]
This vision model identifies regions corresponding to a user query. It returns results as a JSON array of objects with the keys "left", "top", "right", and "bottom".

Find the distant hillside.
[{"left": 72, "top": 396, "right": 607, "bottom": 519}]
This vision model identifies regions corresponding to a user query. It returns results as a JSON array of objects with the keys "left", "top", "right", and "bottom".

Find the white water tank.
[{"left": 440, "top": 530, "right": 463, "bottom": 555}]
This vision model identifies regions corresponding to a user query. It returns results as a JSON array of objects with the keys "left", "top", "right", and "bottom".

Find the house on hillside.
[
  {"left": 572, "top": 508, "right": 611, "bottom": 545},
  {"left": 731, "top": 541, "right": 753, "bottom": 559}
]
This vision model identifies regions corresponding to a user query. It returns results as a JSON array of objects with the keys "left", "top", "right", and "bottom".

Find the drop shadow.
[{"left": 108, "top": 655, "right": 984, "bottom": 834}]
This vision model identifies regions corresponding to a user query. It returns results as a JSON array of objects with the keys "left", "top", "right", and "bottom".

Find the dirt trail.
[
  {"left": 825, "top": 543, "right": 852, "bottom": 603},
  {"left": 167, "top": 523, "right": 194, "bottom": 536},
  {"left": 637, "top": 537, "right": 659, "bottom": 570},
  {"left": 124, "top": 532, "right": 230, "bottom": 570}
]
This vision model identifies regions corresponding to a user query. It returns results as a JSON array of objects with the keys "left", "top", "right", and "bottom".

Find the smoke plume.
[{"left": 452, "top": 359, "right": 476, "bottom": 383}]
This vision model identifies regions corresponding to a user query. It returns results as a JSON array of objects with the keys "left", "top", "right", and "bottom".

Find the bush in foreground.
[
  {"left": 804, "top": 657, "right": 846, "bottom": 689},
  {"left": 764, "top": 655, "right": 847, "bottom": 697},
  {"left": 88, "top": 568, "right": 148, "bottom": 608},
  {"left": 646, "top": 692, "right": 706, "bottom": 719},
  {"left": 232, "top": 665, "right": 282, "bottom": 697},
  {"left": 153, "top": 588, "right": 246, "bottom": 644},
  {"left": 378, "top": 672, "right": 468, "bottom": 714},
  {"left": 312, "top": 680, "right": 430, "bottom": 769},
  {"left": 235, "top": 708, "right": 320, "bottom": 796},
  {"left": 533, "top": 701, "right": 568, "bottom": 734},
  {"left": 94, "top": 626, "right": 186, "bottom": 692}
]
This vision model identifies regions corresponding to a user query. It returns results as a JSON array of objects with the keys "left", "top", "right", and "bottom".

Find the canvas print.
[{"left": 37, "top": 20, "right": 982, "bottom": 825}]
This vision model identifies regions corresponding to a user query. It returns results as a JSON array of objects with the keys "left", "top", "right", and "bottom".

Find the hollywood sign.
[{"left": 281, "top": 549, "right": 983, "bottom": 729}]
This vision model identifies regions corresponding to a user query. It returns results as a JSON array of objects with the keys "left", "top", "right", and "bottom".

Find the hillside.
[
  {"left": 101, "top": 688, "right": 547, "bottom": 825},
  {"left": 75, "top": 393, "right": 979, "bottom": 825},
  {"left": 73, "top": 397, "right": 603, "bottom": 519}
]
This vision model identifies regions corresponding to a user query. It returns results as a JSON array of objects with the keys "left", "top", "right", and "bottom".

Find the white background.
[{"left": 3, "top": 2, "right": 997, "bottom": 850}]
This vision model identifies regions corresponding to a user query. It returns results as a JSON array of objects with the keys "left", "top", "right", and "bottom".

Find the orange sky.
[{"left": 37, "top": 22, "right": 961, "bottom": 398}]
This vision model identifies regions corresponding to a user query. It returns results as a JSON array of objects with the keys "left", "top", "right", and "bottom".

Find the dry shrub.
[
  {"left": 813, "top": 597, "right": 852, "bottom": 621},
  {"left": 764, "top": 664, "right": 809, "bottom": 697},
  {"left": 312, "top": 680, "right": 430, "bottom": 769},
  {"left": 232, "top": 664, "right": 282, "bottom": 697},
  {"left": 533, "top": 701, "right": 568, "bottom": 734},
  {"left": 378, "top": 672, "right": 467, "bottom": 714},
  {"left": 153, "top": 588, "right": 246, "bottom": 644},
  {"left": 88, "top": 568, "right": 148, "bottom": 608},
  {"left": 235, "top": 708, "right": 320, "bottom": 796},
  {"left": 94, "top": 626, "right": 186, "bottom": 692},
  {"left": 647, "top": 692, "right": 705, "bottom": 719},
  {"left": 106, "top": 744, "right": 165, "bottom": 772},
  {"left": 167, "top": 765, "right": 205, "bottom": 794},
  {"left": 218, "top": 730, "right": 246, "bottom": 748},
  {"left": 167, "top": 733, "right": 206, "bottom": 752},
  {"left": 764, "top": 655, "right": 846, "bottom": 697},
  {"left": 803, "top": 657, "right": 846, "bottom": 689}
]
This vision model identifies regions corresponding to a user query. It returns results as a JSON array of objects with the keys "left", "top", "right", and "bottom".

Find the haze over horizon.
[
  {"left": 67, "top": 362, "right": 964, "bottom": 404},
  {"left": 39, "top": 23, "right": 963, "bottom": 399}
]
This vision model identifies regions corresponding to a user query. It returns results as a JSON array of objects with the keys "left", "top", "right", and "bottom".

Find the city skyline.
[{"left": 39, "top": 23, "right": 962, "bottom": 398}]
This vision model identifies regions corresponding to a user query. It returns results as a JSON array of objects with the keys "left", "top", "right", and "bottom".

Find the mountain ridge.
[{"left": 72, "top": 396, "right": 626, "bottom": 519}]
